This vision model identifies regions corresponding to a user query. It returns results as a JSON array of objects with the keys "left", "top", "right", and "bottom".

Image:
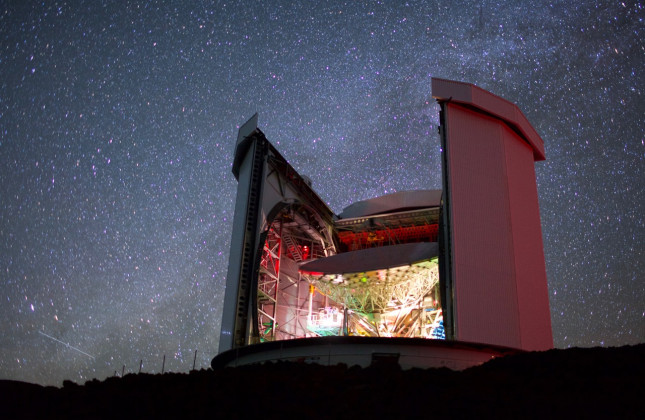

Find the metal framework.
[
  {"left": 257, "top": 222, "right": 282, "bottom": 342},
  {"left": 256, "top": 205, "right": 338, "bottom": 343},
  {"left": 219, "top": 114, "right": 338, "bottom": 351},
  {"left": 304, "top": 259, "right": 442, "bottom": 339},
  {"left": 336, "top": 208, "right": 440, "bottom": 251}
]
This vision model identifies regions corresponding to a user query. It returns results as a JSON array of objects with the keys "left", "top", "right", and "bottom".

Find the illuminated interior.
[
  {"left": 256, "top": 191, "right": 444, "bottom": 342},
  {"left": 256, "top": 204, "right": 335, "bottom": 343},
  {"left": 303, "top": 257, "right": 443, "bottom": 339}
]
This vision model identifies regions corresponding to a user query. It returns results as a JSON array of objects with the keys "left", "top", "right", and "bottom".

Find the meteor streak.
[{"left": 38, "top": 331, "right": 95, "bottom": 360}]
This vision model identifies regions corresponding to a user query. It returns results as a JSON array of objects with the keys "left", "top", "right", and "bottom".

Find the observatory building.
[{"left": 213, "top": 78, "right": 552, "bottom": 370}]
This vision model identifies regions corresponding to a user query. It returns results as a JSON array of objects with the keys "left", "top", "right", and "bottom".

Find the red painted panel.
[
  {"left": 503, "top": 126, "right": 553, "bottom": 349},
  {"left": 432, "top": 78, "right": 545, "bottom": 160},
  {"left": 444, "top": 100, "right": 552, "bottom": 351},
  {"left": 446, "top": 103, "right": 522, "bottom": 349}
]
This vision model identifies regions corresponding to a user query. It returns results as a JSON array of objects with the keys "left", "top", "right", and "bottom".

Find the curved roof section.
[
  {"left": 338, "top": 190, "right": 442, "bottom": 219},
  {"left": 431, "top": 78, "right": 545, "bottom": 161},
  {"left": 299, "top": 242, "right": 438, "bottom": 275}
]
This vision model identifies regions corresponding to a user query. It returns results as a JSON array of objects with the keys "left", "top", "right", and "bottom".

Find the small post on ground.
[
  {"left": 162, "top": 354, "right": 166, "bottom": 374},
  {"left": 192, "top": 350, "right": 197, "bottom": 371}
]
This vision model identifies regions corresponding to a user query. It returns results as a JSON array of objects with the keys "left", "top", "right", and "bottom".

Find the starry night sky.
[{"left": 1, "top": 1, "right": 643, "bottom": 386}]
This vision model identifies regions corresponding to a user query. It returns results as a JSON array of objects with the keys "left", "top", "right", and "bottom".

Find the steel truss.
[
  {"left": 257, "top": 206, "right": 337, "bottom": 342},
  {"left": 257, "top": 222, "right": 282, "bottom": 342},
  {"left": 307, "top": 260, "right": 441, "bottom": 338}
]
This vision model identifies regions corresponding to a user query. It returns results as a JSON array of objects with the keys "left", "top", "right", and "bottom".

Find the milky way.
[{"left": 1, "top": 1, "right": 643, "bottom": 386}]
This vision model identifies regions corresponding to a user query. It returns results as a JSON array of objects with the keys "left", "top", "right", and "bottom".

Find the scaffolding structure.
[
  {"left": 257, "top": 222, "right": 282, "bottom": 342},
  {"left": 256, "top": 205, "right": 337, "bottom": 343},
  {"left": 304, "top": 259, "right": 441, "bottom": 338}
]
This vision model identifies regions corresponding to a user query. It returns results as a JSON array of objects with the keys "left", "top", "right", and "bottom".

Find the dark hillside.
[{"left": 1, "top": 344, "right": 643, "bottom": 419}]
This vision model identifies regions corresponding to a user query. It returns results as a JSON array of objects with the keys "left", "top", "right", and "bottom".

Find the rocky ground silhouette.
[{"left": 1, "top": 344, "right": 643, "bottom": 419}]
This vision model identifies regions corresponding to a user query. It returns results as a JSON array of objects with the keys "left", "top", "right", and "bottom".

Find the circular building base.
[{"left": 212, "top": 336, "right": 520, "bottom": 371}]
